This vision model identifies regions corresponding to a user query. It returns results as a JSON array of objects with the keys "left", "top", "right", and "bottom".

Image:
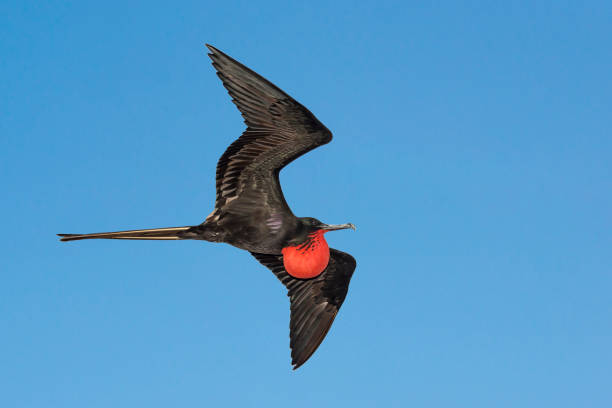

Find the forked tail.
[{"left": 58, "top": 226, "right": 194, "bottom": 242}]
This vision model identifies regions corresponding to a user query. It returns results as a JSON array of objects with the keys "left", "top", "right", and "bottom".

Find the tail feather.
[{"left": 57, "top": 226, "right": 193, "bottom": 242}]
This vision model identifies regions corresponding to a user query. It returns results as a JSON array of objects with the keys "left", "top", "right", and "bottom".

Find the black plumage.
[{"left": 58, "top": 44, "right": 356, "bottom": 369}]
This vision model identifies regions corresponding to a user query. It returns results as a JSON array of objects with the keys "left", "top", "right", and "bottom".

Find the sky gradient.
[{"left": 2, "top": 1, "right": 611, "bottom": 407}]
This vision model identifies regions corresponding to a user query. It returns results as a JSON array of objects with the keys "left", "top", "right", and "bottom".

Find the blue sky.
[{"left": 2, "top": 1, "right": 611, "bottom": 407}]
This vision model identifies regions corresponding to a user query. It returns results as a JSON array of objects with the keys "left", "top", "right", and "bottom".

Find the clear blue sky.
[{"left": 2, "top": 1, "right": 611, "bottom": 407}]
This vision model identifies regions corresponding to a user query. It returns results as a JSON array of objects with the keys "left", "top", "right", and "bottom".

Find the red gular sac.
[{"left": 281, "top": 230, "right": 330, "bottom": 279}]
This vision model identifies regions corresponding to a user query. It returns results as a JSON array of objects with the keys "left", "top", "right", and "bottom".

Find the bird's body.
[{"left": 59, "top": 45, "right": 356, "bottom": 369}]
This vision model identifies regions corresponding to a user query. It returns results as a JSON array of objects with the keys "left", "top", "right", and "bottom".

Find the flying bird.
[{"left": 58, "top": 44, "right": 356, "bottom": 369}]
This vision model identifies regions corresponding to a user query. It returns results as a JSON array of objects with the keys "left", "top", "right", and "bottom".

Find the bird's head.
[{"left": 297, "top": 217, "right": 356, "bottom": 239}]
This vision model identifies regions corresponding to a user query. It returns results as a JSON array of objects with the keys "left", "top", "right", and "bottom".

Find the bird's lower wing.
[{"left": 251, "top": 249, "right": 356, "bottom": 369}]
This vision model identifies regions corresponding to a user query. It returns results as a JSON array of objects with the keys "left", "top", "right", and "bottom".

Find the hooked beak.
[{"left": 321, "top": 223, "right": 356, "bottom": 232}]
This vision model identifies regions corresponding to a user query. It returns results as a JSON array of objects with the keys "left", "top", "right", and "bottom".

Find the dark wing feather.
[
  {"left": 206, "top": 45, "right": 332, "bottom": 223},
  {"left": 251, "top": 248, "right": 356, "bottom": 369}
]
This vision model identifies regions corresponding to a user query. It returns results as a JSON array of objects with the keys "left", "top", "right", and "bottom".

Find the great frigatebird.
[{"left": 58, "top": 44, "right": 356, "bottom": 369}]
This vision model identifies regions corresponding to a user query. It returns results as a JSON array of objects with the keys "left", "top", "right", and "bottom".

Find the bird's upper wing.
[
  {"left": 251, "top": 248, "right": 356, "bottom": 369},
  {"left": 206, "top": 44, "right": 332, "bottom": 222}
]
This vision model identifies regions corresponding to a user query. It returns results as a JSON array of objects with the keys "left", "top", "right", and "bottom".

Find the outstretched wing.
[
  {"left": 206, "top": 45, "right": 332, "bottom": 223},
  {"left": 251, "top": 248, "right": 356, "bottom": 369}
]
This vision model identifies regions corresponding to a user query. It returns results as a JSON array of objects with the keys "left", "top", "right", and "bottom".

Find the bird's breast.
[{"left": 281, "top": 233, "right": 330, "bottom": 279}]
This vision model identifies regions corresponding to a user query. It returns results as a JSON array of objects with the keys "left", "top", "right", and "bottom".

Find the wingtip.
[
  {"left": 205, "top": 43, "right": 222, "bottom": 57},
  {"left": 291, "top": 353, "right": 310, "bottom": 370}
]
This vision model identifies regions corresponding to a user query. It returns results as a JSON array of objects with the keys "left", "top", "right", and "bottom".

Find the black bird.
[{"left": 59, "top": 44, "right": 356, "bottom": 369}]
